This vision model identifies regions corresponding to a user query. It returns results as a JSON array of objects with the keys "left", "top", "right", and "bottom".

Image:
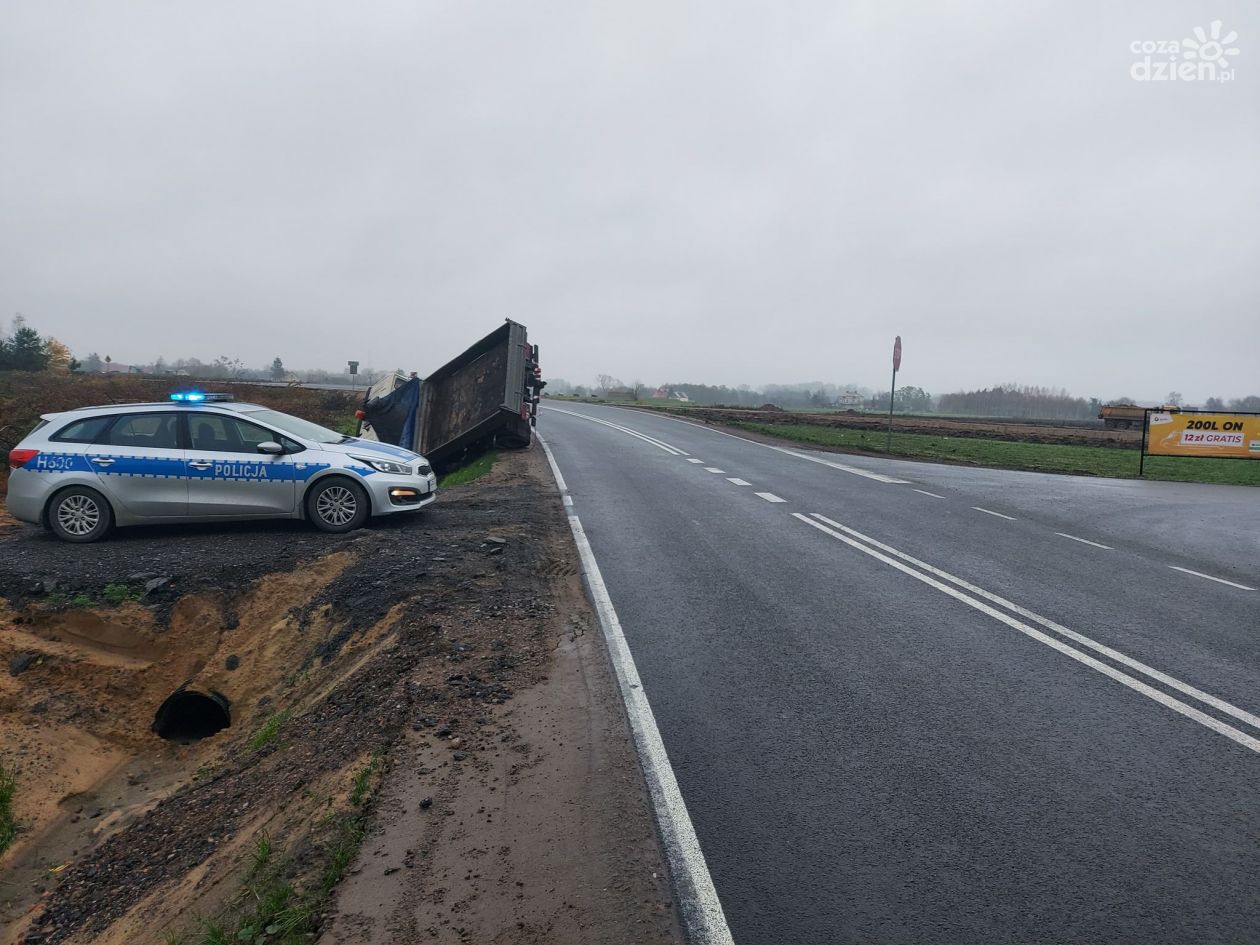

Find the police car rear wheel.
[
  {"left": 48, "top": 487, "right": 113, "bottom": 543},
  {"left": 308, "top": 479, "right": 369, "bottom": 533}
]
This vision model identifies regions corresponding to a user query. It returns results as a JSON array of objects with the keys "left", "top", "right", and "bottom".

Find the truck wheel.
[
  {"left": 47, "top": 487, "right": 114, "bottom": 543},
  {"left": 306, "top": 478, "right": 370, "bottom": 533}
]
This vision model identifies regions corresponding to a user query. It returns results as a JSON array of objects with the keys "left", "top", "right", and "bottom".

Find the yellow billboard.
[{"left": 1146, "top": 411, "right": 1260, "bottom": 459}]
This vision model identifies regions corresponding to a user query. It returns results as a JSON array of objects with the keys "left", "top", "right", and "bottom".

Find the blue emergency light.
[{"left": 170, "top": 392, "right": 233, "bottom": 403}]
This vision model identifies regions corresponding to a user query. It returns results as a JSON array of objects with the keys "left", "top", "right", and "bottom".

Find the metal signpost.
[
  {"left": 886, "top": 336, "right": 901, "bottom": 453},
  {"left": 348, "top": 359, "right": 359, "bottom": 394}
]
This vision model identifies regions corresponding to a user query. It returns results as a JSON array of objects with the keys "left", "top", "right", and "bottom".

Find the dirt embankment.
[
  {"left": 630, "top": 404, "right": 1142, "bottom": 448},
  {"left": 0, "top": 448, "right": 678, "bottom": 945}
]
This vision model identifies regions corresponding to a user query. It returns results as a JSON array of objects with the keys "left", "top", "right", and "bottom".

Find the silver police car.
[{"left": 5, "top": 394, "right": 437, "bottom": 542}]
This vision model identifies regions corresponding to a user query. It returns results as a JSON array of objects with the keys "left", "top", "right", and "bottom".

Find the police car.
[{"left": 5, "top": 393, "right": 437, "bottom": 542}]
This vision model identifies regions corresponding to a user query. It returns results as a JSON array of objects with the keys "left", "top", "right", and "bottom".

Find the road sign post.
[
  {"left": 1139, "top": 408, "right": 1149, "bottom": 477},
  {"left": 886, "top": 336, "right": 901, "bottom": 453}
]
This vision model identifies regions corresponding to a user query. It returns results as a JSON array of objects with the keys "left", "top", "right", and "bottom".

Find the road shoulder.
[{"left": 317, "top": 446, "right": 682, "bottom": 945}]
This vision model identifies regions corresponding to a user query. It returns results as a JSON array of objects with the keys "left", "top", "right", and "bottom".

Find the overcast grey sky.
[{"left": 2, "top": 1, "right": 1256, "bottom": 401}]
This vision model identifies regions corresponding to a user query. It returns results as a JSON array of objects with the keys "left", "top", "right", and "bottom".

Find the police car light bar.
[{"left": 170, "top": 392, "right": 233, "bottom": 403}]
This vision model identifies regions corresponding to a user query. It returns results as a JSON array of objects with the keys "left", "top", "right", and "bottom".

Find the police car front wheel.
[
  {"left": 307, "top": 478, "right": 370, "bottom": 533},
  {"left": 47, "top": 486, "right": 114, "bottom": 543}
]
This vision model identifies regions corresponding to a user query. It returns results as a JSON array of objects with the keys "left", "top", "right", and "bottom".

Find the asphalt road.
[{"left": 538, "top": 402, "right": 1260, "bottom": 945}]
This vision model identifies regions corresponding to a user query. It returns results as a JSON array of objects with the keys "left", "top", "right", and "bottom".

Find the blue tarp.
[{"left": 362, "top": 376, "right": 422, "bottom": 451}]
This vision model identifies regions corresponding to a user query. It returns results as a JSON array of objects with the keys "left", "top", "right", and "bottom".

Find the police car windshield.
[{"left": 247, "top": 409, "right": 347, "bottom": 444}]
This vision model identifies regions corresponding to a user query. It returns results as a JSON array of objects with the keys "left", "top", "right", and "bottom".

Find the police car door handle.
[
  {"left": 92, "top": 457, "right": 115, "bottom": 467},
  {"left": 189, "top": 460, "right": 213, "bottom": 470}
]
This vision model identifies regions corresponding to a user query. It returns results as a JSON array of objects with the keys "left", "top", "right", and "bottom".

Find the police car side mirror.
[{"left": 257, "top": 441, "right": 285, "bottom": 455}]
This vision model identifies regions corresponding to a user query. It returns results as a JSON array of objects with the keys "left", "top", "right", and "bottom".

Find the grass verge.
[
  {"left": 1, "top": 765, "right": 17, "bottom": 856},
  {"left": 439, "top": 450, "right": 498, "bottom": 487},
  {"left": 733, "top": 421, "right": 1260, "bottom": 486}
]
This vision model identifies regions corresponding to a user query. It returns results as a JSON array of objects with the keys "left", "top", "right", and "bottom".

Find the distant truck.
[
  {"left": 1099, "top": 403, "right": 1180, "bottom": 429},
  {"left": 358, "top": 319, "right": 543, "bottom": 468}
]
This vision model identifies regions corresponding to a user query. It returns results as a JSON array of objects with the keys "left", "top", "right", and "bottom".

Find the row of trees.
[
  {"left": 935, "top": 385, "right": 1097, "bottom": 420},
  {"left": 0, "top": 316, "right": 75, "bottom": 372}
]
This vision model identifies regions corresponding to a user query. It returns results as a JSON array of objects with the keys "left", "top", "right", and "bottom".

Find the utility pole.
[{"left": 886, "top": 336, "right": 902, "bottom": 453}]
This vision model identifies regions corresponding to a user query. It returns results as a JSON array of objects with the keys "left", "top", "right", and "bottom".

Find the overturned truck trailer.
[{"left": 359, "top": 320, "right": 543, "bottom": 469}]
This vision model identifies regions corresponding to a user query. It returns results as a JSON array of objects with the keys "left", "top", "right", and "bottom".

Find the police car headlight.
[{"left": 352, "top": 456, "right": 411, "bottom": 475}]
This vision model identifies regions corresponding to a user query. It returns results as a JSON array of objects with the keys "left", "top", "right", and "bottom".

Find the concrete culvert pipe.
[{"left": 153, "top": 688, "right": 231, "bottom": 742}]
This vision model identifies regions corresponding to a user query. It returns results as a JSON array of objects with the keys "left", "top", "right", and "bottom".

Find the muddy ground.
[
  {"left": 629, "top": 405, "right": 1142, "bottom": 448},
  {"left": 0, "top": 447, "right": 679, "bottom": 945}
]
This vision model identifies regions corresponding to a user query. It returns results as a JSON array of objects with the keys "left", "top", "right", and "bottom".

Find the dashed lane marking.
[
  {"left": 913, "top": 489, "right": 945, "bottom": 499},
  {"left": 703, "top": 467, "right": 726, "bottom": 474},
  {"left": 1055, "top": 532, "right": 1112, "bottom": 550},
  {"left": 686, "top": 458, "right": 704, "bottom": 464},
  {"left": 1169, "top": 566, "right": 1257, "bottom": 592},
  {"left": 755, "top": 492, "right": 786, "bottom": 503},
  {"left": 726, "top": 478, "right": 752, "bottom": 486},
  {"left": 973, "top": 507, "right": 1016, "bottom": 521}
]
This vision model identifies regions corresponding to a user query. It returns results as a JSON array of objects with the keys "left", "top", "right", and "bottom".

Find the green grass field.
[{"left": 732, "top": 422, "right": 1260, "bottom": 486}]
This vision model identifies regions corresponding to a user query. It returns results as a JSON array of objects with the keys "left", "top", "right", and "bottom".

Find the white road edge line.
[
  {"left": 972, "top": 506, "right": 1016, "bottom": 521},
  {"left": 1055, "top": 532, "right": 1112, "bottom": 550},
  {"left": 726, "top": 478, "right": 752, "bottom": 486},
  {"left": 1169, "top": 566, "right": 1257, "bottom": 592},
  {"left": 537, "top": 433, "right": 733, "bottom": 944},
  {"left": 626, "top": 408, "right": 911, "bottom": 484},
  {"left": 755, "top": 492, "right": 786, "bottom": 503},
  {"left": 808, "top": 513, "right": 1260, "bottom": 736},
  {"left": 703, "top": 467, "right": 726, "bottom": 474},
  {"left": 913, "top": 489, "right": 945, "bottom": 499},
  {"left": 542, "top": 406, "right": 689, "bottom": 456},
  {"left": 796, "top": 513, "right": 1260, "bottom": 754}
]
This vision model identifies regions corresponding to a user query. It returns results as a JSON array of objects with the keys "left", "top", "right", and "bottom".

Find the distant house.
[
  {"left": 839, "top": 390, "right": 862, "bottom": 407},
  {"left": 101, "top": 362, "right": 136, "bottom": 374},
  {"left": 648, "top": 387, "right": 690, "bottom": 401}
]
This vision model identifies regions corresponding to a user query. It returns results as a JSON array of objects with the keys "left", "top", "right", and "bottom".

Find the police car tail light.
[{"left": 8, "top": 449, "right": 38, "bottom": 469}]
